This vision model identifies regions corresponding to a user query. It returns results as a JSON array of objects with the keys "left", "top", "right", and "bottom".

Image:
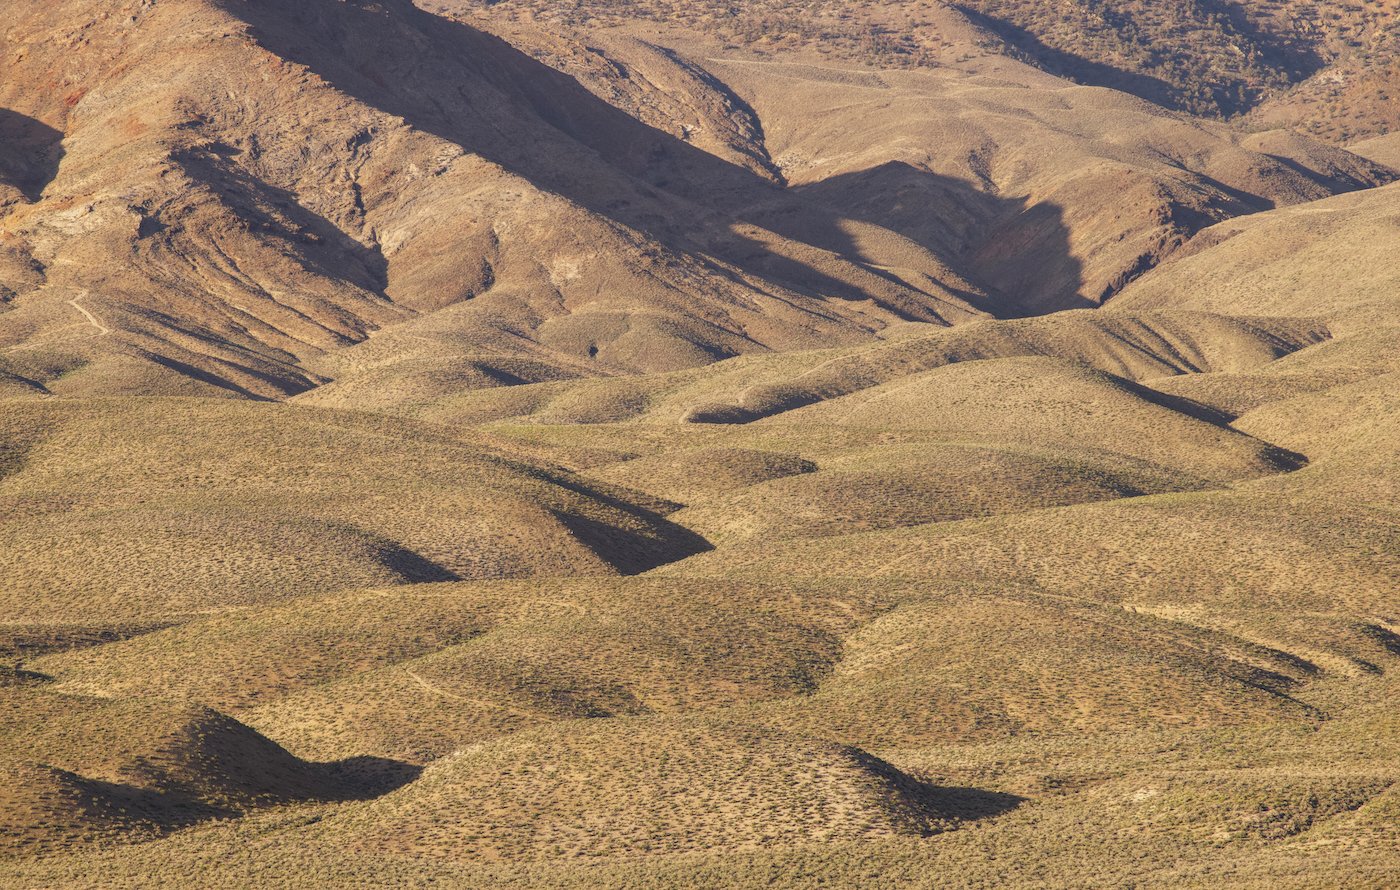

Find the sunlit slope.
[
  {"left": 659, "top": 473, "right": 1398, "bottom": 619},
  {"left": 1116, "top": 179, "right": 1400, "bottom": 450},
  {"left": 1350, "top": 132, "right": 1400, "bottom": 168},
  {"left": 0, "top": 0, "right": 1397, "bottom": 884},
  {"left": 8, "top": 188, "right": 1396, "bottom": 884},
  {"left": 6, "top": 0, "right": 1390, "bottom": 407},
  {"left": 1113, "top": 182, "right": 1400, "bottom": 323},
  {"left": 0, "top": 689, "right": 410, "bottom": 856},
  {"left": 0, "top": 399, "right": 705, "bottom": 623},
  {"left": 454, "top": 0, "right": 1400, "bottom": 139},
  {"left": 7, "top": 569, "right": 1397, "bottom": 885},
  {"left": 735, "top": 588, "right": 1323, "bottom": 750},
  {"left": 376, "top": 307, "right": 1342, "bottom": 554},
  {"left": 327, "top": 719, "right": 993, "bottom": 862},
  {"left": 0, "top": 0, "right": 993, "bottom": 400},
  {"left": 33, "top": 577, "right": 863, "bottom": 763},
  {"left": 665, "top": 442, "right": 1203, "bottom": 544},
  {"left": 699, "top": 52, "right": 1389, "bottom": 314},
  {"left": 355, "top": 310, "right": 1326, "bottom": 426},
  {"left": 765, "top": 356, "right": 1293, "bottom": 476}
]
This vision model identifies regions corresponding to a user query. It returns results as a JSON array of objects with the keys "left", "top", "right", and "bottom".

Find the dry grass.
[
  {"left": 443, "top": 0, "right": 1400, "bottom": 137},
  {"left": 668, "top": 442, "right": 1202, "bottom": 543},
  {"left": 0, "top": 398, "right": 706, "bottom": 623},
  {"left": 334, "top": 718, "right": 988, "bottom": 862},
  {"left": 0, "top": 0, "right": 1397, "bottom": 886}
]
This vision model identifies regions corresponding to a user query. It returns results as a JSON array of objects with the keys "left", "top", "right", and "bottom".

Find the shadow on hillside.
[
  {"left": 378, "top": 542, "right": 462, "bottom": 584},
  {"left": 952, "top": 7, "right": 1184, "bottom": 111},
  {"left": 175, "top": 145, "right": 392, "bottom": 295},
  {"left": 953, "top": 5, "right": 1329, "bottom": 119},
  {"left": 0, "top": 108, "right": 63, "bottom": 202},
  {"left": 1264, "top": 150, "right": 1397, "bottom": 194},
  {"left": 324, "top": 754, "right": 424, "bottom": 798},
  {"left": 784, "top": 162, "right": 1093, "bottom": 313},
  {"left": 933, "top": 784, "right": 1028, "bottom": 823},
  {"left": 218, "top": 0, "right": 1087, "bottom": 319},
  {"left": 555, "top": 509, "right": 714, "bottom": 575},
  {"left": 72, "top": 773, "right": 236, "bottom": 831},
  {"left": 34, "top": 753, "right": 424, "bottom": 849},
  {"left": 143, "top": 351, "right": 280, "bottom": 401},
  {"left": 855, "top": 748, "right": 1027, "bottom": 828}
]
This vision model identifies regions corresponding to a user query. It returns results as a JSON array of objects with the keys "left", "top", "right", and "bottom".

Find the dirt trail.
[
  {"left": 405, "top": 670, "right": 539, "bottom": 719},
  {"left": 66, "top": 291, "right": 110, "bottom": 336}
]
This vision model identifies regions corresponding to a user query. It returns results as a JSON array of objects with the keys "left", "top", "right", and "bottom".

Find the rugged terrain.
[{"left": 1, "top": 0, "right": 1397, "bottom": 887}]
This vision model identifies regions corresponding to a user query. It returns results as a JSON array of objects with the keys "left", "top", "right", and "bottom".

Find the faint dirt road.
[{"left": 67, "top": 291, "right": 110, "bottom": 336}]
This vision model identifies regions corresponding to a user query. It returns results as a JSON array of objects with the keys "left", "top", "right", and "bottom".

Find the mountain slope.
[
  {"left": 1, "top": 0, "right": 1398, "bottom": 886},
  {"left": 0, "top": 0, "right": 989, "bottom": 400},
  {"left": 451, "top": 0, "right": 1400, "bottom": 139},
  {"left": 1, "top": 0, "right": 1389, "bottom": 404}
]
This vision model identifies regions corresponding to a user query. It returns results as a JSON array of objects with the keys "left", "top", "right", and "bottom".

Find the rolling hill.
[{"left": 0, "top": 0, "right": 1397, "bottom": 887}]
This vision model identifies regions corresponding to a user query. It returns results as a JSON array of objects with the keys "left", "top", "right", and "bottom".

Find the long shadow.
[
  {"left": 931, "top": 785, "right": 1028, "bottom": 823},
  {"left": 956, "top": 4, "right": 1332, "bottom": 118},
  {"left": 132, "top": 142, "right": 404, "bottom": 395},
  {"left": 171, "top": 144, "right": 391, "bottom": 297},
  {"left": 70, "top": 773, "right": 236, "bottom": 833},
  {"left": 714, "top": 159, "right": 1091, "bottom": 318},
  {"left": 1197, "top": 0, "right": 1328, "bottom": 85},
  {"left": 44, "top": 753, "right": 421, "bottom": 848},
  {"left": 0, "top": 624, "right": 168, "bottom": 663},
  {"left": 0, "top": 108, "right": 63, "bottom": 203},
  {"left": 852, "top": 749, "right": 1026, "bottom": 831},
  {"left": 322, "top": 754, "right": 424, "bottom": 799},
  {"left": 143, "top": 351, "right": 281, "bottom": 401},
  {"left": 554, "top": 508, "right": 714, "bottom": 575},
  {"left": 216, "top": 0, "right": 1086, "bottom": 319},
  {"left": 1264, "top": 151, "right": 1398, "bottom": 194},
  {"left": 952, "top": 6, "right": 1187, "bottom": 111},
  {"left": 378, "top": 541, "right": 462, "bottom": 584},
  {"left": 1360, "top": 623, "right": 1400, "bottom": 658}
]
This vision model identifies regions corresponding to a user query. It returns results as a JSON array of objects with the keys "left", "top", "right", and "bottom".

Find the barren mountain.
[
  {"left": 1, "top": 0, "right": 1398, "bottom": 887},
  {"left": 447, "top": 0, "right": 1400, "bottom": 138},
  {"left": 1, "top": 0, "right": 1391, "bottom": 402}
]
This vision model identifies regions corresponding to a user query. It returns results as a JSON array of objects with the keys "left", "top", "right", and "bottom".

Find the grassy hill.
[
  {"left": 0, "top": 0, "right": 1396, "bottom": 886},
  {"left": 0, "top": 398, "right": 706, "bottom": 623}
]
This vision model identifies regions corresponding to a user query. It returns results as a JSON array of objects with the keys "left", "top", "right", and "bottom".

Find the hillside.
[
  {"left": 0, "top": 398, "right": 707, "bottom": 624},
  {"left": 1, "top": 0, "right": 1398, "bottom": 887},
  {"left": 1, "top": 0, "right": 1392, "bottom": 404},
  {"left": 445, "top": 0, "right": 1400, "bottom": 139}
]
